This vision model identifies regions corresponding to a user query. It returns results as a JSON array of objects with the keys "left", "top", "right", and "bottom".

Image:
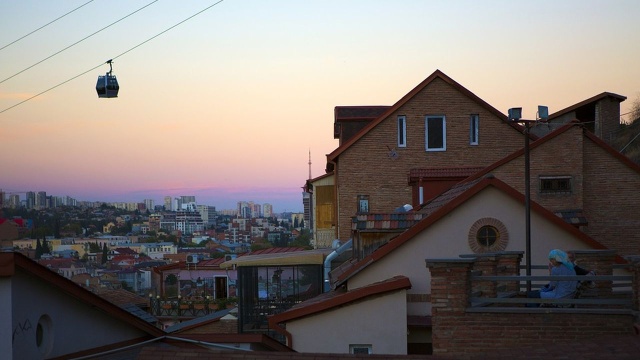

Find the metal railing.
[{"left": 468, "top": 272, "right": 634, "bottom": 313}]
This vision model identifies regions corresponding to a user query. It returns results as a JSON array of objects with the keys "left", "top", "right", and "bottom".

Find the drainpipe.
[{"left": 323, "top": 239, "right": 352, "bottom": 292}]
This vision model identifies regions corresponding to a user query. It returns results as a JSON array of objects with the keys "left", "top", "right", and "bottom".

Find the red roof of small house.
[
  {"left": 114, "top": 247, "right": 138, "bottom": 255},
  {"left": 269, "top": 275, "right": 411, "bottom": 326}
]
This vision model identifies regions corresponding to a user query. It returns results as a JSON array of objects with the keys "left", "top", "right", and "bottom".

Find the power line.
[
  {"left": 0, "top": 0, "right": 96, "bottom": 52},
  {"left": 0, "top": 0, "right": 160, "bottom": 85},
  {"left": 0, "top": 0, "right": 226, "bottom": 115}
]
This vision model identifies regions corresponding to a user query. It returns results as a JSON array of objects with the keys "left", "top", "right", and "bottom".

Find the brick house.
[
  {"left": 324, "top": 69, "right": 526, "bottom": 241},
  {"left": 271, "top": 176, "right": 622, "bottom": 354},
  {"left": 464, "top": 121, "right": 640, "bottom": 257}
]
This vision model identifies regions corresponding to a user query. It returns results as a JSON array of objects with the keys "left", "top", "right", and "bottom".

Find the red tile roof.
[
  {"left": 409, "top": 167, "right": 485, "bottom": 180},
  {"left": 334, "top": 105, "right": 391, "bottom": 121},
  {"left": 269, "top": 276, "right": 411, "bottom": 326}
]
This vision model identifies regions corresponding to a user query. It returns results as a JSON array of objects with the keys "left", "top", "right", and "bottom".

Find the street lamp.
[{"left": 508, "top": 106, "right": 547, "bottom": 292}]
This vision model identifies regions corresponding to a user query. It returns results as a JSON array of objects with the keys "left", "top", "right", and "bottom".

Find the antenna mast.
[{"left": 308, "top": 149, "right": 312, "bottom": 180}]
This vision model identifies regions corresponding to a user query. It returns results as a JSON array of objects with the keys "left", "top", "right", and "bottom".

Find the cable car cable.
[
  {"left": 0, "top": 0, "right": 225, "bottom": 115},
  {"left": 0, "top": 0, "right": 159, "bottom": 85},
  {"left": 0, "top": 0, "right": 96, "bottom": 52}
]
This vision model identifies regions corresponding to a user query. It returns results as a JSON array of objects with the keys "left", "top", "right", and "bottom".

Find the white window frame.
[
  {"left": 425, "top": 115, "right": 446, "bottom": 151},
  {"left": 397, "top": 115, "right": 407, "bottom": 148},
  {"left": 470, "top": 114, "right": 479, "bottom": 145}
]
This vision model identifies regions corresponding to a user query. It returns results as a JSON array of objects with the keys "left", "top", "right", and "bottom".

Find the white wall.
[
  {"left": 11, "top": 270, "right": 148, "bottom": 359},
  {"left": 286, "top": 289, "right": 407, "bottom": 354},
  {"left": 348, "top": 187, "right": 597, "bottom": 316},
  {"left": 0, "top": 277, "right": 13, "bottom": 359}
]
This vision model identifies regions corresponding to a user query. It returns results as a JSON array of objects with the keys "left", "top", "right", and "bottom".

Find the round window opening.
[
  {"left": 468, "top": 218, "right": 509, "bottom": 253},
  {"left": 36, "top": 314, "right": 54, "bottom": 356},
  {"left": 477, "top": 225, "right": 499, "bottom": 249}
]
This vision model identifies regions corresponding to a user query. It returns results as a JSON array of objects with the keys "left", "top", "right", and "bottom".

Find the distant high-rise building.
[
  {"left": 263, "top": 203, "right": 273, "bottom": 218},
  {"left": 8, "top": 194, "right": 20, "bottom": 208},
  {"left": 26, "top": 192, "right": 36, "bottom": 209},
  {"left": 144, "top": 199, "right": 154, "bottom": 211},
  {"left": 36, "top": 191, "right": 47, "bottom": 209},
  {"left": 197, "top": 205, "right": 217, "bottom": 226},
  {"left": 237, "top": 201, "right": 250, "bottom": 218},
  {"left": 164, "top": 196, "right": 172, "bottom": 211},
  {"left": 252, "top": 203, "right": 262, "bottom": 218},
  {"left": 181, "top": 195, "right": 196, "bottom": 204}
]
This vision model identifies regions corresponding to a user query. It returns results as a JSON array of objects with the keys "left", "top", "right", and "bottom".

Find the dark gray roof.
[{"left": 165, "top": 308, "right": 232, "bottom": 333}]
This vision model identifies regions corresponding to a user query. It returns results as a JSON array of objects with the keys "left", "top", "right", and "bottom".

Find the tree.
[
  {"left": 291, "top": 228, "right": 312, "bottom": 249},
  {"left": 630, "top": 94, "right": 640, "bottom": 123},
  {"left": 101, "top": 243, "right": 108, "bottom": 265},
  {"left": 89, "top": 241, "right": 101, "bottom": 253},
  {"left": 300, "top": 218, "right": 305, "bottom": 228},
  {"left": 41, "top": 237, "right": 51, "bottom": 254},
  {"left": 35, "top": 238, "right": 43, "bottom": 259},
  {"left": 293, "top": 217, "right": 299, "bottom": 228}
]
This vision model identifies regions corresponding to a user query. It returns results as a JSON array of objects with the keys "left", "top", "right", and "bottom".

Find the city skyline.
[
  {"left": 1, "top": 1, "right": 639, "bottom": 215},
  {"left": 2, "top": 189, "right": 294, "bottom": 214}
]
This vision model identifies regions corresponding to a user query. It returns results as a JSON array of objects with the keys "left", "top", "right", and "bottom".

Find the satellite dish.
[
  {"left": 538, "top": 105, "right": 549, "bottom": 121},
  {"left": 508, "top": 108, "right": 522, "bottom": 121}
]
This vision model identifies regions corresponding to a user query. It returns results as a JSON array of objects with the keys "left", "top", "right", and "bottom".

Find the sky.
[{"left": 1, "top": 0, "right": 639, "bottom": 213}]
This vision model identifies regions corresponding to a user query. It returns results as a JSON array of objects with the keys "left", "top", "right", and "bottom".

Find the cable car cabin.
[{"left": 96, "top": 73, "right": 119, "bottom": 98}]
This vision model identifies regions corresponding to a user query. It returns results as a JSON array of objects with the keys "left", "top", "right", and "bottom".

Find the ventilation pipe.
[{"left": 323, "top": 239, "right": 352, "bottom": 292}]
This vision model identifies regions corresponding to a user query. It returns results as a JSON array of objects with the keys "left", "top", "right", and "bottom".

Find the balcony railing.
[{"left": 148, "top": 297, "right": 232, "bottom": 317}]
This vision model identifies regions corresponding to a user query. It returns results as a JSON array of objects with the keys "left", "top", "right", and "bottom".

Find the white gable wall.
[
  {"left": 0, "top": 277, "right": 12, "bottom": 359},
  {"left": 348, "top": 187, "right": 595, "bottom": 316},
  {"left": 11, "top": 270, "right": 149, "bottom": 359},
  {"left": 286, "top": 289, "right": 407, "bottom": 354}
]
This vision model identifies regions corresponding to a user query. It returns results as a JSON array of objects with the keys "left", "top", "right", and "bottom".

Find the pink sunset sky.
[{"left": 1, "top": 0, "right": 639, "bottom": 212}]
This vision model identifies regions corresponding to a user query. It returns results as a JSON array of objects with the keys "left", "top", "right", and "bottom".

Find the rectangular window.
[
  {"left": 425, "top": 115, "right": 446, "bottom": 151},
  {"left": 470, "top": 114, "right": 479, "bottom": 145},
  {"left": 539, "top": 176, "right": 572, "bottom": 193},
  {"left": 397, "top": 115, "right": 406, "bottom": 148},
  {"left": 349, "top": 344, "right": 372, "bottom": 354},
  {"left": 357, "top": 195, "right": 369, "bottom": 213}
]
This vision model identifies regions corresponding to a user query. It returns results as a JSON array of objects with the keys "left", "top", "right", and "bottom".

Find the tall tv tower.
[{"left": 308, "top": 149, "right": 312, "bottom": 180}]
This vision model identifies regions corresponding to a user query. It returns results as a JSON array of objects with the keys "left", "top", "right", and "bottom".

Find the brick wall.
[
  {"left": 489, "top": 125, "right": 584, "bottom": 213},
  {"left": 335, "top": 78, "right": 524, "bottom": 240},
  {"left": 595, "top": 97, "right": 622, "bottom": 145},
  {"left": 425, "top": 252, "right": 640, "bottom": 357},
  {"left": 582, "top": 136, "right": 640, "bottom": 257}
]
